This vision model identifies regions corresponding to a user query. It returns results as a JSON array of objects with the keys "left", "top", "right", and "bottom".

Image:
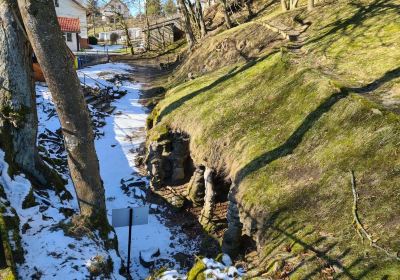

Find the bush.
[
  {"left": 88, "top": 36, "right": 98, "bottom": 45},
  {"left": 110, "top": 33, "right": 119, "bottom": 45}
]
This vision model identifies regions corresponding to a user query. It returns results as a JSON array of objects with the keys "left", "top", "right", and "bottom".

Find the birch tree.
[{"left": 17, "top": 0, "right": 108, "bottom": 229}]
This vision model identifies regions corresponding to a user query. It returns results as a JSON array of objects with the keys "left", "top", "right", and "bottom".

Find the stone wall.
[{"left": 145, "top": 130, "right": 251, "bottom": 258}]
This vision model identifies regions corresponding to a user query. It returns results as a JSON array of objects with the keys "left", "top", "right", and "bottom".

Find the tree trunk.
[
  {"left": 244, "top": 0, "right": 254, "bottom": 19},
  {"left": 17, "top": 0, "right": 108, "bottom": 228},
  {"left": 281, "top": 0, "right": 288, "bottom": 11},
  {"left": 186, "top": 0, "right": 200, "bottom": 34},
  {"left": 290, "top": 0, "right": 299, "bottom": 9},
  {"left": 308, "top": 0, "right": 314, "bottom": 10},
  {"left": 177, "top": 0, "right": 196, "bottom": 50},
  {"left": 0, "top": 0, "right": 64, "bottom": 191},
  {"left": 119, "top": 14, "right": 134, "bottom": 54},
  {"left": 92, "top": 14, "right": 96, "bottom": 35},
  {"left": 220, "top": 0, "right": 232, "bottom": 29},
  {"left": 195, "top": 0, "right": 207, "bottom": 38},
  {"left": 145, "top": 6, "right": 151, "bottom": 51}
]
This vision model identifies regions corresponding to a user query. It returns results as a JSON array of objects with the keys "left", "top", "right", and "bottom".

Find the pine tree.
[
  {"left": 146, "top": 0, "right": 163, "bottom": 15},
  {"left": 163, "top": 0, "right": 177, "bottom": 15}
]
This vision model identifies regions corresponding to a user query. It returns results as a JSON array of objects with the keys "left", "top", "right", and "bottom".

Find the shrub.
[
  {"left": 110, "top": 33, "right": 119, "bottom": 45},
  {"left": 88, "top": 36, "right": 98, "bottom": 45}
]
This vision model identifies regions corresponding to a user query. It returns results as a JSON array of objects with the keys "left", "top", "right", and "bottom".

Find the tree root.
[{"left": 350, "top": 170, "right": 400, "bottom": 261}]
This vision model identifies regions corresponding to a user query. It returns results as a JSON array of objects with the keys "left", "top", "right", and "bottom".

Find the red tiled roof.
[{"left": 57, "top": 17, "right": 80, "bottom": 33}]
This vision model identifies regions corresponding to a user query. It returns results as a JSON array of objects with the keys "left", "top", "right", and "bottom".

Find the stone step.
[
  {"left": 103, "top": 106, "right": 116, "bottom": 114},
  {"left": 94, "top": 101, "right": 110, "bottom": 110}
]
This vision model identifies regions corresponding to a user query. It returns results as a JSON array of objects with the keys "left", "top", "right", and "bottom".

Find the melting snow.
[{"left": 0, "top": 62, "right": 240, "bottom": 279}]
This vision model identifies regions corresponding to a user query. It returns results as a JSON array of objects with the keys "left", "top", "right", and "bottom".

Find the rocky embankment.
[{"left": 143, "top": 130, "right": 247, "bottom": 258}]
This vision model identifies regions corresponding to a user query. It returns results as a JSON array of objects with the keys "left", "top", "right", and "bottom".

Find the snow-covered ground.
[
  {"left": 78, "top": 63, "right": 199, "bottom": 279},
  {"left": 159, "top": 256, "right": 244, "bottom": 280}
]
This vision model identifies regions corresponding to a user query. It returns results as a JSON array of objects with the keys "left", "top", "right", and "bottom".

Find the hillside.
[{"left": 146, "top": 0, "right": 400, "bottom": 278}]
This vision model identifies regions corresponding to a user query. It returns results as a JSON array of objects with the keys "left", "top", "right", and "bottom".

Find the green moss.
[
  {"left": 146, "top": 0, "right": 400, "bottom": 277},
  {"left": 0, "top": 268, "right": 16, "bottom": 280},
  {"left": 0, "top": 185, "right": 23, "bottom": 277},
  {"left": 148, "top": 123, "right": 170, "bottom": 143},
  {"left": 22, "top": 187, "right": 38, "bottom": 209},
  {"left": 187, "top": 260, "right": 206, "bottom": 280}
]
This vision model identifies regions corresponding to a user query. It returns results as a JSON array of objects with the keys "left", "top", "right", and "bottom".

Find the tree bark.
[
  {"left": 308, "top": 0, "right": 314, "bottom": 10},
  {"left": 0, "top": 0, "right": 64, "bottom": 191},
  {"left": 290, "top": 0, "right": 299, "bottom": 9},
  {"left": 244, "top": 0, "right": 254, "bottom": 19},
  {"left": 92, "top": 14, "right": 96, "bottom": 35},
  {"left": 118, "top": 13, "right": 134, "bottom": 54},
  {"left": 145, "top": 4, "right": 151, "bottom": 50},
  {"left": 281, "top": 0, "right": 288, "bottom": 11},
  {"left": 177, "top": 0, "right": 196, "bottom": 50},
  {"left": 186, "top": 0, "right": 200, "bottom": 34},
  {"left": 220, "top": 0, "right": 232, "bottom": 29},
  {"left": 17, "top": 0, "right": 108, "bottom": 227},
  {"left": 195, "top": 0, "right": 207, "bottom": 38}
]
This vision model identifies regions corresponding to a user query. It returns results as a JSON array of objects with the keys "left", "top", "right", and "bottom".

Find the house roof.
[
  {"left": 102, "top": 0, "right": 129, "bottom": 10},
  {"left": 58, "top": 17, "right": 80, "bottom": 33}
]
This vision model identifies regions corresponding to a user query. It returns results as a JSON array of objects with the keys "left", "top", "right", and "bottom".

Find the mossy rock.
[
  {"left": 22, "top": 188, "right": 38, "bottom": 209},
  {"left": 0, "top": 268, "right": 16, "bottom": 280},
  {"left": 187, "top": 260, "right": 206, "bottom": 280},
  {"left": 0, "top": 187, "right": 23, "bottom": 276}
]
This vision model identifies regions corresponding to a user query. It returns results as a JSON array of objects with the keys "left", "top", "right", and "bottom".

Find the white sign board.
[{"left": 112, "top": 206, "right": 149, "bottom": 227}]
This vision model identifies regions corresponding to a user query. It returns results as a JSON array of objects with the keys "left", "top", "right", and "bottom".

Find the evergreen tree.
[
  {"left": 146, "top": 0, "right": 163, "bottom": 16},
  {"left": 163, "top": 0, "right": 177, "bottom": 15}
]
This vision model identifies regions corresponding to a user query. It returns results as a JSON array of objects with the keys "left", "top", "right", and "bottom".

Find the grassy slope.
[{"left": 149, "top": 0, "right": 400, "bottom": 278}]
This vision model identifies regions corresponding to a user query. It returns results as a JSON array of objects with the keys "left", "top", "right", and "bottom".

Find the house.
[
  {"left": 98, "top": 28, "right": 142, "bottom": 45},
  {"left": 101, "top": 0, "right": 131, "bottom": 23},
  {"left": 54, "top": 0, "right": 89, "bottom": 51}
]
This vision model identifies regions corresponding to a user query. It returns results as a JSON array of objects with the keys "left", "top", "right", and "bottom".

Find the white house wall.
[
  {"left": 56, "top": 0, "right": 88, "bottom": 39},
  {"left": 65, "top": 33, "right": 79, "bottom": 51}
]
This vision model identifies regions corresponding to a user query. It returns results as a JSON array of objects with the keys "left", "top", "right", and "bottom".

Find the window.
[
  {"left": 66, "top": 33, "right": 72, "bottom": 42},
  {"left": 54, "top": 0, "right": 59, "bottom": 7}
]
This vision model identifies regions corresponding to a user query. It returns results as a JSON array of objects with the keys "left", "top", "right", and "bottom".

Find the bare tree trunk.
[
  {"left": 244, "top": 0, "right": 254, "bottom": 19},
  {"left": 186, "top": 0, "right": 200, "bottom": 34},
  {"left": 177, "top": 0, "right": 196, "bottom": 50},
  {"left": 92, "top": 14, "right": 96, "bottom": 35},
  {"left": 308, "top": 0, "right": 314, "bottom": 10},
  {"left": 281, "top": 0, "right": 288, "bottom": 11},
  {"left": 290, "top": 0, "right": 299, "bottom": 9},
  {"left": 118, "top": 14, "right": 134, "bottom": 54},
  {"left": 0, "top": 0, "right": 64, "bottom": 192},
  {"left": 17, "top": 0, "right": 108, "bottom": 228},
  {"left": 219, "top": 0, "right": 232, "bottom": 29},
  {"left": 195, "top": 0, "right": 207, "bottom": 38},
  {"left": 145, "top": 5, "right": 151, "bottom": 51}
]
